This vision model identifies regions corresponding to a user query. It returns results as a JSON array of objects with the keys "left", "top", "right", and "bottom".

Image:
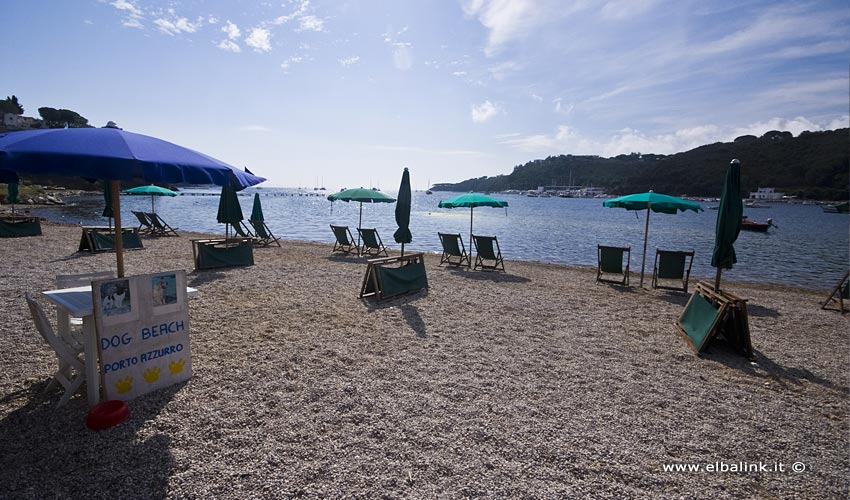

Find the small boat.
[
  {"left": 425, "top": 190, "right": 433, "bottom": 195},
  {"left": 822, "top": 202, "right": 849, "bottom": 213},
  {"left": 741, "top": 216, "right": 774, "bottom": 232},
  {"left": 745, "top": 202, "right": 770, "bottom": 208}
]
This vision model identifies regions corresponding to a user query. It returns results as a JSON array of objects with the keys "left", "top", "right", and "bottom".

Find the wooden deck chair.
[
  {"left": 231, "top": 221, "right": 255, "bottom": 238},
  {"left": 330, "top": 225, "right": 359, "bottom": 255},
  {"left": 597, "top": 245, "right": 630, "bottom": 286},
  {"left": 25, "top": 293, "right": 86, "bottom": 408},
  {"left": 472, "top": 234, "right": 505, "bottom": 272},
  {"left": 652, "top": 249, "right": 695, "bottom": 293},
  {"left": 821, "top": 271, "right": 850, "bottom": 313},
  {"left": 145, "top": 212, "right": 179, "bottom": 236},
  {"left": 249, "top": 219, "right": 281, "bottom": 247},
  {"left": 674, "top": 286, "right": 727, "bottom": 354},
  {"left": 358, "top": 227, "right": 389, "bottom": 257},
  {"left": 131, "top": 210, "right": 155, "bottom": 235},
  {"left": 437, "top": 232, "right": 470, "bottom": 267}
]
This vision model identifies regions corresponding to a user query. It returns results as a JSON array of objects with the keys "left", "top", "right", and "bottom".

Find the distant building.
[
  {"left": 2, "top": 113, "right": 41, "bottom": 130},
  {"left": 749, "top": 187, "right": 784, "bottom": 200}
]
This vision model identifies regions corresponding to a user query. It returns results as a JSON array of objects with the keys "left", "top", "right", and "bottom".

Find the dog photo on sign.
[
  {"left": 100, "top": 279, "right": 131, "bottom": 317},
  {"left": 151, "top": 274, "right": 177, "bottom": 307}
]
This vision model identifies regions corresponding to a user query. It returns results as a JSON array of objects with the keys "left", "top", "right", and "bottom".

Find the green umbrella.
[
  {"left": 328, "top": 187, "right": 396, "bottom": 246},
  {"left": 101, "top": 180, "right": 114, "bottom": 226},
  {"left": 603, "top": 191, "right": 703, "bottom": 287},
  {"left": 711, "top": 159, "right": 743, "bottom": 291},
  {"left": 250, "top": 192, "right": 264, "bottom": 222},
  {"left": 7, "top": 182, "right": 18, "bottom": 214},
  {"left": 217, "top": 184, "right": 244, "bottom": 239},
  {"left": 122, "top": 184, "right": 178, "bottom": 213},
  {"left": 438, "top": 192, "right": 509, "bottom": 265},
  {"left": 394, "top": 168, "right": 413, "bottom": 256}
]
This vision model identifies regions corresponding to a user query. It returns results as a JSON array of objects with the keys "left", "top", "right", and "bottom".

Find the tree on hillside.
[
  {"left": 0, "top": 95, "right": 24, "bottom": 114},
  {"left": 38, "top": 107, "right": 90, "bottom": 128}
]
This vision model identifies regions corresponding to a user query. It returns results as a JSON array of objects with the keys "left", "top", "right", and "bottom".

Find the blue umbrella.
[{"left": 0, "top": 124, "right": 265, "bottom": 276}]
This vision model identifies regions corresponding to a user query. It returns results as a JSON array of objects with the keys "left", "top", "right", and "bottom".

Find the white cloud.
[
  {"left": 111, "top": 0, "right": 142, "bottom": 17},
  {"left": 463, "top": 0, "right": 539, "bottom": 56},
  {"left": 84, "top": 19, "right": 94, "bottom": 25},
  {"left": 217, "top": 40, "right": 241, "bottom": 53},
  {"left": 154, "top": 17, "right": 201, "bottom": 36},
  {"left": 826, "top": 116, "right": 850, "bottom": 130},
  {"left": 245, "top": 28, "right": 272, "bottom": 52},
  {"left": 488, "top": 61, "right": 518, "bottom": 81},
  {"left": 222, "top": 21, "right": 240, "bottom": 40},
  {"left": 530, "top": 93, "right": 543, "bottom": 102},
  {"left": 339, "top": 56, "right": 360, "bottom": 67},
  {"left": 732, "top": 117, "right": 824, "bottom": 138},
  {"left": 238, "top": 125, "right": 272, "bottom": 132},
  {"left": 600, "top": 0, "right": 660, "bottom": 20},
  {"left": 453, "top": 71, "right": 467, "bottom": 77},
  {"left": 272, "top": 0, "right": 310, "bottom": 25},
  {"left": 391, "top": 43, "right": 413, "bottom": 70},
  {"left": 297, "top": 15, "right": 325, "bottom": 32},
  {"left": 207, "top": 16, "right": 218, "bottom": 25},
  {"left": 280, "top": 56, "right": 304, "bottom": 72},
  {"left": 122, "top": 19, "right": 143, "bottom": 29},
  {"left": 553, "top": 98, "right": 573, "bottom": 115},
  {"left": 471, "top": 100, "right": 504, "bottom": 123}
]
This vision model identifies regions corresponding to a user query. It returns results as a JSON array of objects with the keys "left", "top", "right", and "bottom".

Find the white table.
[{"left": 42, "top": 285, "right": 198, "bottom": 406}]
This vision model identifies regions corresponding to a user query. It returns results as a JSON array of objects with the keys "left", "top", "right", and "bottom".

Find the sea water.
[{"left": 27, "top": 188, "right": 849, "bottom": 290}]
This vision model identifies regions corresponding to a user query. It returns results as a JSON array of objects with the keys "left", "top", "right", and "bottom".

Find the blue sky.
[{"left": 5, "top": 0, "right": 848, "bottom": 189}]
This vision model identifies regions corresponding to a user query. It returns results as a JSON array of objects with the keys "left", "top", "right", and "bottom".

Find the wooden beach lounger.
[
  {"left": 249, "top": 219, "right": 281, "bottom": 247},
  {"left": 357, "top": 227, "right": 389, "bottom": 257},
  {"left": 596, "top": 245, "right": 630, "bottom": 286},
  {"left": 146, "top": 212, "right": 179, "bottom": 236},
  {"left": 472, "top": 234, "right": 505, "bottom": 272},
  {"left": 821, "top": 271, "right": 850, "bottom": 314},
  {"left": 652, "top": 249, "right": 695, "bottom": 293},
  {"left": 437, "top": 232, "right": 470, "bottom": 267},
  {"left": 330, "top": 225, "right": 359, "bottom": 255},
  {"left": 360, "top": 253, "right": 429, "bottom": 301},
  {"left": 675, "top": 282, "right": 753, "bottom": 358},
  {"left": 131, "top": 210, "right": 155, "bottom": 235}
]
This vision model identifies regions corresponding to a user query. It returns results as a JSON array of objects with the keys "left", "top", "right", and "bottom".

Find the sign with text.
[{"left": 92, "top": 271, "right": 193, "bottom": 400}]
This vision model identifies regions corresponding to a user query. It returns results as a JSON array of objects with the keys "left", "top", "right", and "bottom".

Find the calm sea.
[{"left": 26, "top": 188, "right": 849, "bottom": 291}]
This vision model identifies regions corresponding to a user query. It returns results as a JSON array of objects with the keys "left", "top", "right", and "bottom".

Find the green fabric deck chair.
[
  {"left": 472, "top": 234, "right": 505, "bottom": 272},
  {"left": 652, "top": 249, "right": 695, "bottom": 293},
  {"left": 357, "top": 227, "right": 388, "bottom": 257},
  {"left": 249, "top": 219, "right": 281, "bottom": 247},
  {"left": 822, "top": 271, "right": 850, "bottom": 314},
  {"left": 597, "top": 245, "right": 631, "bottom": 286},
  {"left": 330, "top": 224, "right": 359, "bottom": 255},
  {"left": 0, "top": 216, "right": 42, "bottom": 238},
  {"left": 675, "top": 288, "right": 726, "bottom": 354},
  {"left": 437, "top": 232, "right": 470, "bottom": 267},
  {"left": 131, "top": 211, "right": 155, "bottom": 235},
  {"left": 231, "top": 221, "right": 255, "bottom": 239},
  {"left": 145, "top": 212, "right": 179, "bottom": 236}
]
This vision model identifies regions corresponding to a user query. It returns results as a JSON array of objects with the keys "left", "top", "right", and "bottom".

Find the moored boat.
[
  {"left": 741, "top": 216, "right": 774, "bottom": 232},
  {"left": 822, "top": 202, "right": 849, "bottom": 213}
]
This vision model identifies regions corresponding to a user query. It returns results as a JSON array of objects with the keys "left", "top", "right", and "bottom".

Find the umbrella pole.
[
  {"left": 151, "top": 195, "right": 155, "bottom": 213},
  {"left": 110, "top": 180, "right": 125, "bottom": 278},
  {"left": 401, "top": 243, "right": 405, "bottom": 258},
  {"left": 640, "top": 206, "right": 651, "bottom": 287},
  {"left": 469, "top": 207, "right": 474, "bottom": 268},
  {"left": 714, "top": 267, "right": 722, "bottom": 292},
  {"left": 357, "top": 202, "right": 363, "bottom": 250}
]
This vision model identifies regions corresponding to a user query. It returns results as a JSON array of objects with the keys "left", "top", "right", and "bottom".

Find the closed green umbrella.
[
  {"left": 217, "top": 184, "right": 244, "bottom": 239},
  {"left": 438, "top": 192, "right": 508, "bottom": 266},
  {"left": 7, "top": 182, "right": 18, "bottom": 214},
  {"left": 711, "top": 159, "right": 743, "bottom": 291},
  {"left": 250, "top": 192, "right": 264, "bottom": 222},
  {"left": 328, "top": 187, "right": 396, "bottom": 246},
  {"left": 603, "top": 191, "right": 703, "bottom": 287},
  {"left": 102, "top": 179, "right": 114, "bottom": 219},
  {"left": 394, "top": 168, "right": 413, "bottom": 257},
  {"left": 122, "top": 184, "right": 178, "bottom": 213}
]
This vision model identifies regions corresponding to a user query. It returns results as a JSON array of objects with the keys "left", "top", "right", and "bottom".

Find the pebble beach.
[{"left": 0, "top": 221, "right": 847, "bottom": 499}]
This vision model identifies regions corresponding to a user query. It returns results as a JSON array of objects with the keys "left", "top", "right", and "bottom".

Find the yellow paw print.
[
  {"left": 168, "top": 358, "right": 185, "bottom": 375},
  {"left": 143, "top": 366, "right": 160, "bottom": 383},
  {"left": 115, "top": 376, "right": 133, "bottom": 394}
]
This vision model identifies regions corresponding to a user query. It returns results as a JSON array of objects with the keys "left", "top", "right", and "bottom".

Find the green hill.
[{"left": 433, "top": 128, "right": 849, "bottom": 200}]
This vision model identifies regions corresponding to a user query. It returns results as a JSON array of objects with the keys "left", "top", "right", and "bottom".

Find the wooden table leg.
[{"left": 82, "top": 315, "right": 100, "bottom": 406}]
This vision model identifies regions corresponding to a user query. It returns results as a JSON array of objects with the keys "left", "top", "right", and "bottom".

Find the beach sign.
[{"left": 92, "top": 270, "right": 192, "bottom": 400}]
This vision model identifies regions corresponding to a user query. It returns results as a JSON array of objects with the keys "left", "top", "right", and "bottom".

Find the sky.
[{"left": 5, "top": 0, "right": 849, "bottom": 190}]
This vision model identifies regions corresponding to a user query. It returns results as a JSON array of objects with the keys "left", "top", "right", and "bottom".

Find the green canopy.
[
  {"left": 328, "top": 187, "right": 396, "bottom": 247},
  {"left": 217, "top": 184, "right": 243, "bottom": 239},
  {"left": 438, "top": 192, "right": 508, "bottom": 265},
  {"left": 711, "top": 159, "right": 743, "bottom": 291},
  {"left": 603, "top": 191, "right": 703, "bottom": 287},
  {"left": 122, "top": 184, "right": 178, "bottom": 213},
  {"left": 394, "top": 168, "right": 412, "bottom": 255},
  {"left": 250, "top": 192, "right": 264, "bottom": 222}
]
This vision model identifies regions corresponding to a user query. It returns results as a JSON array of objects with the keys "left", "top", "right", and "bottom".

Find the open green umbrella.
[
  {"left": 394, "top": 168, "right": 413, "bottom": 256},
  {"left": 603, "top": 191, "right": 703, "bottom": 287},
  {"left": 7, "top": 182, "right": 18, "bottom": 214},
  {"left": 217, "top": 184, "right": 244, "bottom": 239},
  {"left": 250, "top": 192, "right": 264, "bottom": 222},
  {"left": 122, "top": 184, "right": 178, "bottom": 213},
  {"left": 711, "top": 159, "right": 743, "bottom": 291},
  {"left": 438, "top": 192, "right": 508, "bottom": 265},
  {"left": 328, "top": 187, "right": 396, "bottom": 246}
]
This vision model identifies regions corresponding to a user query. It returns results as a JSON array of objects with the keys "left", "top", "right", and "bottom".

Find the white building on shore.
[{"left": 749, "top": 187, "right": 784, "bottom": 200}]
